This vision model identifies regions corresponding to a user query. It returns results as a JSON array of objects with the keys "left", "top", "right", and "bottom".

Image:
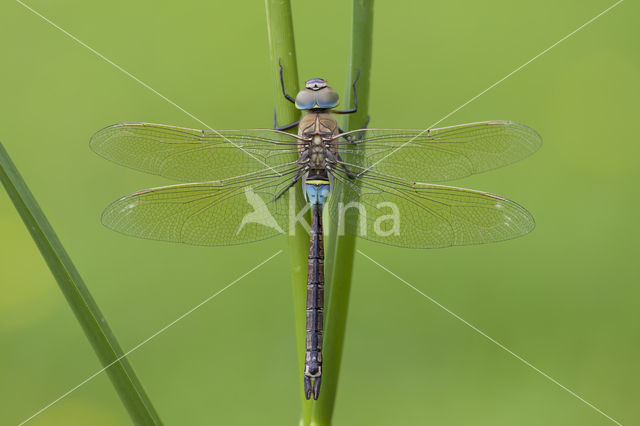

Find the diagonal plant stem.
[
  {"left": 0, "top": 142, "right": 162, "bottom": 426},
  {"left": 319, "top": 1, "right": 374, "bottom": 425},
  {"left": 264, "top": 1, "right": 314, "bottom": 424}
]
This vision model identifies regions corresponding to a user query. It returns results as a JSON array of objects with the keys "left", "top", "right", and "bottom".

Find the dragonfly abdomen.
[{"left": 304, "top": 180, "right": 330, "bottom": 400}]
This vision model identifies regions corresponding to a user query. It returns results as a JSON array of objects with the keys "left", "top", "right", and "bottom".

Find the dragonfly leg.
[
  {"left": 273, "top": 107, "right": 300, "bottom": 130},
  {"left": 333, "top": 69, "right": 361, "bottom": 115},
  {"left": 362, "top": 114, "right": 371, "bottom": 129},
  {"left": 336, "top": 154, "right": 357, "bottom": 179},
  {"left": 326, "top": 151, "right": 356, "bottom": 179},
  {"left": 337, "top": 129, "right": 355, "bottom": 143},
  {"left": 337, "top": 115, "right": 370, "bottom": 144},
  {"left": 272, "top": 165, "right": 307, "bottom": 201},
  {"left": 279, "top": 58, "right": 296, "bottom": 104}
]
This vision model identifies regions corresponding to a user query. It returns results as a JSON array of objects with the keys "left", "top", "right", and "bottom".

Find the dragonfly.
[{"left": 90, "top": 65, "right": 541, "bottom": 400}]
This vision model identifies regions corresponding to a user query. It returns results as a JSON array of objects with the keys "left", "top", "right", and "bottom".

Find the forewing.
[
  {"left": 90, "top": 122, "right": 301, "bottom": 182},
  {"left": 101, "top": 166, "right": 298, "bottom": 246},
  {"left": 335, "top": 121, "right": 541, "bottom": 182},
  {"left": 329, "top": 170, "right": 535, "bottom": 249}
]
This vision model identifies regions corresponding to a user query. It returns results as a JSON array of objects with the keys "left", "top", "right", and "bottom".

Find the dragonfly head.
[{"left": 295, "top": 79, "right": 340, "bottom": 110}]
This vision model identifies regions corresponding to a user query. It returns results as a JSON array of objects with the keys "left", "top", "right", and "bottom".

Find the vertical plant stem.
[
  {"left": 316, "top": 1, "right": 374, "bottom": 424},
  {"left": 264, "top": 1, "right": 313, "bottom": 424},
  {"left": 0, "top": 142, "right": 161, "bottom": 425}
]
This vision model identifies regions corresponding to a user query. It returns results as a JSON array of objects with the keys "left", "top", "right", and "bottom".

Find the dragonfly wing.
[
  {"left": 329, "top": 171, "right": 535, "bottom": 249},
  {"left": 101, "top": 167, "right": 297, "bottom": 246},
  {"left": 90, "top": 122, "right": 301, "bottom": 182},
  {"left": 335, "top": 121, "right": 541, "bottom": 182}
]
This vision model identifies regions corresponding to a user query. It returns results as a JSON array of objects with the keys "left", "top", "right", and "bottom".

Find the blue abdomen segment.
[{"left": 305, "top": 182, "right": 331, "bottom": 210}]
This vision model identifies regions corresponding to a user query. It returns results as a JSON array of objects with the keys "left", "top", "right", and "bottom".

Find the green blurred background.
[{"left": 1, "top": 1, "right": 638, "bottom": 425}]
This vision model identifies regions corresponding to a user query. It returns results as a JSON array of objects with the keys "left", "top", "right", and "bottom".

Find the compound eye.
[
  {"left": 295, "top": 89, "right": 316, "bottom": 110},
  {"left": 315, "top": 87, "right": 339, "bottom": 109}
]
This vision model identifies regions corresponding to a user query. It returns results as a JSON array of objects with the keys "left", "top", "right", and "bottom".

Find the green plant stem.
[
  {"left": 0, "top": 142, "right": 161, "bottom": 425},
  {"left": 264, "top": 1, "right": 314, "bottom": 424},
  {"left": 317, "top": 1, "right": 374, "bottom": 424}
]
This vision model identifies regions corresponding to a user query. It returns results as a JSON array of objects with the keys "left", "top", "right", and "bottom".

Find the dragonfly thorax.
[
  {"left": 310, "top": 145, "right": 325, "bottom": 168},
  {"left": 298, "top": 112, "right": 339, "bottom": 168}
]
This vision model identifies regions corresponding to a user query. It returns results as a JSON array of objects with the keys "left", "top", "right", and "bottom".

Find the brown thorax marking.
[{"left": 297, "top": 112, "right": 339, "bottom": 169}]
